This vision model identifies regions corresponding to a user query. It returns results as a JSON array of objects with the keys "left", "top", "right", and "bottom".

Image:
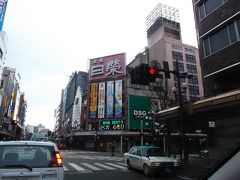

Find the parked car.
[
  {"left": 124, "top": 146, "right": 180, "bottom": 176},
  {"left": 0, "top": 141, "right": 64, "bottom": 180}
]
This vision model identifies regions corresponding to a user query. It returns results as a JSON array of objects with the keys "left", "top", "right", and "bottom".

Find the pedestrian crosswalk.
[
  {"left": 63, "top": 162, "right": 128, "bottom": 173},
  {"left": 62, "top": 154, "right": 124, "bottom": 162}
]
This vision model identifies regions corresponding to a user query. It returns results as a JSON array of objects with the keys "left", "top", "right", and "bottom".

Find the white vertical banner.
[
  {"left": 106, "top": 81, "right": 114, "bottom": 118},
  {"left": 115, "top": 80, "right": 122, "bottom": 117},
  {"left": 98, "top": 82, "right": 105, "bottom": 118}
]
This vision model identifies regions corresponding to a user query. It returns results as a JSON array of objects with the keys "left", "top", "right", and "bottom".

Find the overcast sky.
[{"left": 3, "top": 0, "right": 197, "bottom": 131}]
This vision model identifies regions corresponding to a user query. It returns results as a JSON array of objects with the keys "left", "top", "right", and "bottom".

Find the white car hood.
[{"left": 148, "top": 156, "right": 175, "bottom": 162}]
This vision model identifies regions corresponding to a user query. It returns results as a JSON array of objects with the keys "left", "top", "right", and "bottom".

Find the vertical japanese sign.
[
  {"left": 98, "top": 82, "right": 105, "bottom": 118},
  {"left": 106, "top": 81, "right": 114, "bottom": 118},
  {"left": 115, "top": 80, "right": 122, "bottom": 117},
  {"left": 0, "top": 0, "right": 8, "bottom": 31},
  {"left": 90, "top": 83, "right": 98, "bottom": 118}
]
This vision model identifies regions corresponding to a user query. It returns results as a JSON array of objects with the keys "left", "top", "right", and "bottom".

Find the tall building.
[
  {"left": 63, "top": 71, "right": 88, "bottom": 135},
  {"left": 147, "top": 3, "right": 204, "bottom": 103},
  {"left": 191, "top": 0, "right": 240, "bottom": 160},
  {"left": 192, "top": 0, "right": 240, "bottom": 96},
  {"left": 72, "top": 86, "right": 82, "bottom": 130}
]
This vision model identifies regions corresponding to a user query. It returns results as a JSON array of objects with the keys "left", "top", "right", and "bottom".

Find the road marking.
[
  {"left": 63, "top": 166, "right": 69, "bottom": 171},
  {"left": 116, "top": 162, "right": 126, "bottom": 166},
  {"left": 68, "top": 163, "right": 87, "bottom": 171},
  {"left": 94, "top": 163, "right": 116, "bottom": 170},
  {"left": 82, "top": 163, "right": 102, "bottom": 171},
  {"left": 105, "top": 163, "right": 127, "bottom": 170},
  {"left": 176, "top": 175, "right": 193, "bottom": 180}
]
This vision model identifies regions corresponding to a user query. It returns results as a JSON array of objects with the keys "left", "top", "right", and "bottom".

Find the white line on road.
[
  {"left": 105, "top": 163, "right": 127, "bottom": 170},
  {"left": 94, "top": 163, "right": 116, "bottom": 170},
  {"left": 63, "top": 166, "right": 69, "bottom": 171},
  {"left": 176, "top": 175, "right": 193, "bottom": 180},
  {"left": 82, "top": 163, "right": 102, "bottom": 171},
  {"left": 116, "top": 162, "right": 126, "bottom": 166},
  {"left": 68, "top": 163, "right": 87, "bottom": 171}
]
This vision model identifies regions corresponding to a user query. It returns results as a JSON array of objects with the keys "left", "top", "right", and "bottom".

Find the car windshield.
[
  {"left": 0, "top": 145, "right": 55, "bottom": 168},
  {"left": 142, "top": 148, "right": 164, "bottom": 157}
]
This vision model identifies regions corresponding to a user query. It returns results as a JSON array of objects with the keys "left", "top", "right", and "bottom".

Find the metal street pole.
[
  {"left": 175, "top": 59, "right": 187, "bottom": 161},
  {"left": 141, "top": 119, "right": 143, "bottom": 146}
]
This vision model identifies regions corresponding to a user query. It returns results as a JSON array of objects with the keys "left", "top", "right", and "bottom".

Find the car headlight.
[{"left": 151, "top": 162, "right": 161, "bottom": 167}]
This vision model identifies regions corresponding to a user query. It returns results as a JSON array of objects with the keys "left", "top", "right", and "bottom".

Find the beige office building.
[{"left": 147, "top": 3, "right": 204, "bottom": 102}]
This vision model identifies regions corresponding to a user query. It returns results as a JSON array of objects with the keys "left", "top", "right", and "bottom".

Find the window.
[
  {"left": 171, "top": 44, "right": 182, "bottom": 50},
  {"left": 199, "top": 3, "right": 205, "bottom": 20},
  {"left": 189, "top": 85, "right": 200, "bottom": 95},
  {"left": 228, "top": 23, "right": 237, "bottom": 43},
  {"left": 186, "top": 54, "right": 196, "bottom": 63},
  {"left": 174, "top": 76, "right": 185, "bottom": 83},
  {"left": 172, "top": 51, "right": 183, "bottom": 61},
  {"left": 198, "top": 0, "right": 226, "bottom": 20},
  {"left": 203, "top": 38, "right": 211, "bottom": 57},
  {"left": 187, "top": 64, "right": 197, "bottom": 74},
  {"left": 210, "top": 27, "right": 229, "bottom": 53},
  {"left": 185, "top": 48, "right": 195, "bottom": 53},
  {"left": 202, "top": 20, "right": 240, "bottom": 57},
  {"left": 188, "top": 75, "right": 199, "bottom": 84},
  {"left": 237, "top": 19, "right": 240, "bottom": 36},
  {"left": 173, "top": 62, "right": 184, "bottom": 72},
  {"left": 205, "top": 0, "right": 222, "bottom": 15}
]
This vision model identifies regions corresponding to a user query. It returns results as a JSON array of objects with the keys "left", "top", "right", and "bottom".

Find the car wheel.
[
  {"left": 126, "top": 160, "right": 132, "bottom": 170},
  {"left": 143, "top": 164, "right": 152, "bottom": 176}
]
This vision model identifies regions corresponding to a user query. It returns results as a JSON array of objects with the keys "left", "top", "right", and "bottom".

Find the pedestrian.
[{"left": 111, "top": 144, "right": 115, "bottom": 156}]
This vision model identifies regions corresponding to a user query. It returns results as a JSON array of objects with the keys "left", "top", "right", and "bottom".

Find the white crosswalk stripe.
[
  {"left": 63, "top": 165, "right": 69, "bottom": 171},
  {"left": 94, "top": 163, "right": 117, "bottom": 170},
  {"left": 64, "top": 162, "right": 129, "bottom": 173},
  {"left": 81, "top": 163, "right": 102, "bottom": 171},
  {"left": 104, "top": 162, "right": 127, "bottom": 170},
  {"left": 68, "top": 163, "right": 91, "bottom": 173}
]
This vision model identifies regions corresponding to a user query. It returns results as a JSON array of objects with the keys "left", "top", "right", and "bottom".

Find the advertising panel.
[
  {"left": 106, "top": 81, "right": 114, "bottom": 118},
  {"left": 89, "top": 53, "right": 126, "bottom": 80},
  {"left": 100, "top": 120, "right": 125, "bottom": 130},
  {"left": 98, "top": 82, "right": 105, "bottom": 118},
  {"left": 0, "top": 0, "right": 8, "bottom": 31},
  {"left": 115, "top": 80, "right": 122, "bottom": 117},
  {"left": 89, "top": 83, "right": 98, "bottom": 118},
  {"left": 128, "top": 95, "right": 152, "bottom": 130}
]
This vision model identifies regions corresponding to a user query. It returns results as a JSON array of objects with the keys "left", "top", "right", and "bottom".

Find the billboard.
[
  {"left": 106, "top": 81, "right": 114, "bottom": 118},
  {"left": 0, "top": 0, "right": 8, "bottom": 31},
  {"left": 89, "top": 83, "right": 98, "bottom": 118},
  {"left": 128, "top": 95, "right": 152, "bottom": 130},
  {"left": 89, "top": 53, "right": 126, "bottom": 80},
  {"left": 115, "top": 80, "right": 122, "bottom": 117},
  {"left": 100, "top": 120, "right": 125, "bottom": 130},
  {"left": 98, "top": 82, "right": 105, "bottom": 118}
]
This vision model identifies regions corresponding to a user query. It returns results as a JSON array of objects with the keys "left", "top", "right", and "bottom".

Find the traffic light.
[{"left": 149, "top": 66, "right": 158, "bottom": 82}]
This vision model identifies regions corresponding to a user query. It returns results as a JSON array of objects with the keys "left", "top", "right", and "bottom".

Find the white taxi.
[
  {"left": 124, "top": 146, "right": 180, "bottom": 176},
  {"left": 0, "top": 141, "right": 64, "bottom": 180}
]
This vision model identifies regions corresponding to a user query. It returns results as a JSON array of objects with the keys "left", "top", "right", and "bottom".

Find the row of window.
[
  {"left": 173, "top": 62, "right": 198, "bottom": 74},
  {"left": 174, "top": 75, "right": 199, "bottom": 85},
  {"left": 203, "top": 19, "right": 240, "bottom": 57},
  {"left": 172, "top": 51, "right": 196, "bottom": 64},
  {"left": 171, "top": 45, "right": 195, "bottom": 53},
  {"left": 198, "top": 0, "right": 228, "bottom": 20}
]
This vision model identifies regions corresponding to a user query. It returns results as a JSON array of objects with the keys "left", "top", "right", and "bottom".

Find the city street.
[{"left": 61, "top": 150, "right": 187, "bottom": 180}]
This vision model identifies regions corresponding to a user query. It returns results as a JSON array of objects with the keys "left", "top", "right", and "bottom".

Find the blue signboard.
[{"left": 0, "top": 0, "right": 8, "bottom": 31}]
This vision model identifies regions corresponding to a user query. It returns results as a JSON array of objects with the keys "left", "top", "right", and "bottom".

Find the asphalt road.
[{"left": 61, "top": 150, "right": 188, "bottom": 180}]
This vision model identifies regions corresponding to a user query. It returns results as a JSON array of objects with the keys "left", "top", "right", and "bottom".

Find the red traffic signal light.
[{"left": 149, "top": 67, "right": 156, "bottom": 75}]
